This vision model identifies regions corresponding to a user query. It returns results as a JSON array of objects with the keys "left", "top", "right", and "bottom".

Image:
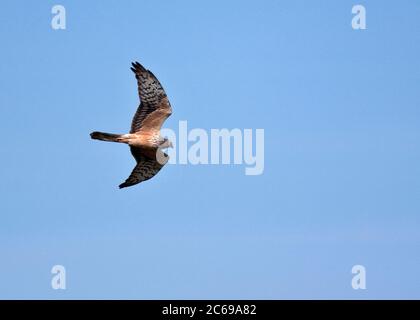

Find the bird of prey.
[{"left": 90, "top": 61, "right": 173, "bottom": 188}]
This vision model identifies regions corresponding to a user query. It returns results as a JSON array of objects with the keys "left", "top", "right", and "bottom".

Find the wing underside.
[
  {"left": 119, "top": 147, "right": 169, "bottom": 188},
  {"left": 130, "top": 62, "right": 172, "bottom": 133}
]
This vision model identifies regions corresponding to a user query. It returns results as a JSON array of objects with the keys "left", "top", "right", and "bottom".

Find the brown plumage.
[{"left": 90, "top": 61, "right": 172, "bottom": 188}]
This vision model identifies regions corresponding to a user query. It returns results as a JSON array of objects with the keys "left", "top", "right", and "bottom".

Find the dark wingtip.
[
  {"left": 132, "top": 61, "right": 146, "bottom": 70},
  {"left": 119, "top": 182, "right": 128, "bottom": 189}
]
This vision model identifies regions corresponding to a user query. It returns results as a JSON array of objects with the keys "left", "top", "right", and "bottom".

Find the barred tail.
[{"left": 90, "top": 131, "right": 124, "bottom": 142}]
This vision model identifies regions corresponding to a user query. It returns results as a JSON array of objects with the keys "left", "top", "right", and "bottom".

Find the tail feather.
[{"left": 90, "top": 131, "right": 123, "bottom": 142}]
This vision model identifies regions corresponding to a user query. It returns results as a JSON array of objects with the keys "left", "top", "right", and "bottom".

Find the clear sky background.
[{"left": 0, "top": 0, "right": 419, "bottom": 299}]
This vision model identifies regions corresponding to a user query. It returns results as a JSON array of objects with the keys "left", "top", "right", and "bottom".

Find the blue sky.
[{"left": 0, "top": 0, "right": 419, "bottom": 299}]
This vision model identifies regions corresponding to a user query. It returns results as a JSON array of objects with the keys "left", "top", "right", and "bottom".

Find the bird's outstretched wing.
[
  {"left": 119, "top": 148, "right": 169, "bottom": 188},
  {"left": 130, "top": 61, "right": 172, "bottom": 133}
]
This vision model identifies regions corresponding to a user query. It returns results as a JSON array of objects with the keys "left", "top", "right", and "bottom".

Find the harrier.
[{"left": 90, "top": 62, "right": 172, "bottom": 188}]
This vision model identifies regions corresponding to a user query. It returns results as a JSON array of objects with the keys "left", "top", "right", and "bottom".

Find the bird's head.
[{"left": 161, "top": 137, "right": 173, "bottom": 149}]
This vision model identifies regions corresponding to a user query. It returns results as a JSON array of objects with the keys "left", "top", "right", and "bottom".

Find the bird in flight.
[{"left": 90, "top": 61, "right": 173, "bottom": 188}]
